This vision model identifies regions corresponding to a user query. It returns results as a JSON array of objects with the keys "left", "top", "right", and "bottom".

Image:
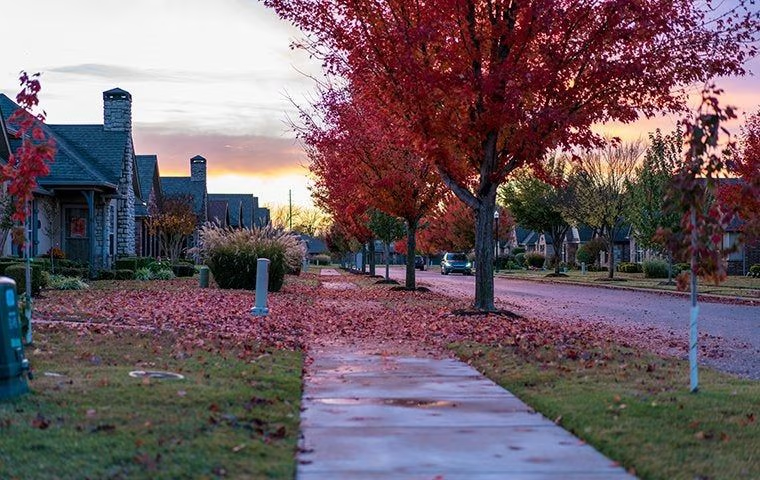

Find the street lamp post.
[{"left": 494, "top": 210, "right": 500, "bottom": 273}]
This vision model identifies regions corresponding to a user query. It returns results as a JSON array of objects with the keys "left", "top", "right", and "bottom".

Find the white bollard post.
[{"left": 251, "top": 258, "right": 270, "bottom": 317}]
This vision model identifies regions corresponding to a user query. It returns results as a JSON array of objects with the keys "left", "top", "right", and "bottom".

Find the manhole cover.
[{"left": 128, "top": 370, "right": 185, "bottom": 380}]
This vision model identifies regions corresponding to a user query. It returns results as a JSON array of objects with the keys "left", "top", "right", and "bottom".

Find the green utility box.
[{"left": 0, "top": 277, "right": 29, "bottom": 400}]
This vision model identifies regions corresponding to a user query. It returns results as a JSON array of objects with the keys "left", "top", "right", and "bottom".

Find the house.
[
  {"left": 1, "top": 88, "right": 138, "bottom": 275},
  {"left": 1, "top": 86, "right": 271, "bottom": 274}
]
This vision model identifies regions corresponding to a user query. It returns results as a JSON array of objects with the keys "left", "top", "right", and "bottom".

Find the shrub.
[
  {"left": 749, "top": 264, "right": 760, "bottom": 278},
  {"left": 147, "top": 260, "right": 174, "bottom": 273},
  {"left": 5, "top": 264, "right": 44, "bottom": 297},
  {"left": 97, "top": 270, "right": 116, "bottom": 280},
  {"left": 514, "top": 252, "right": 526, "bottom": 267},
  {"left": 505, "top": 260, "right": 522, "bottom": 270},
  {"left": 153, "top": 269, "right": 176, "bottom": 280},
  {"left": 40, "top": 247, "right": 66, "bottom": 259},
  {"left": 171, "top": 263, "right": 196, "bottom": 277},
  {"left": 313, "top": 254, "right": 332, "bottom": 266},
  {"left": 512, "top": 247, "right": 526, "bottom": 255},
  {"left": 135, "top": 268, "right": 152, "bottom": 281},
  {"left": 674, "top": 263, "right": 690, "bottom": 275},
  {"left": 643, "top": 259, "right": 670, "bottom": 278},
  {"left": 115, "top": 269, "right": 135, "bottom": 280},
  {"left": 194, "top": 224, "right": 306, "bottom": 292},
  {"left": 59, "top": 267, "right": 89, "bottom": 278},
  {"left": 617, "top": 262, "right": 642, "bottom": 274},
  {"left": 114, "top": 257, "right": 153, "bottom": 271},
  {"left": 0, "top": 261, "right": 20, "bottom": 275},
  {"left": 48, "top": 274, "right": 89, "bottom": 290},
  {"left": 525, "top": 252, "right": 546, "bottom": 269}
]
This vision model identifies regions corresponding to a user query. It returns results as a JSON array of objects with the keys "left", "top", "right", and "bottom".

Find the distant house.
[{"left": 0, "top": 87, "right": 271, "bottom": 274}]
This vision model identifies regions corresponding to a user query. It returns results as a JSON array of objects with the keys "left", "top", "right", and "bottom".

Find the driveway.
[{"left": 390, "top": 267, "right": 759, "bottom": 379}]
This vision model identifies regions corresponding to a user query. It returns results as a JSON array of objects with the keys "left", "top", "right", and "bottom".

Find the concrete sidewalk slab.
[{"left": 298, "top": 348, "right": 636, "bottom": 479}]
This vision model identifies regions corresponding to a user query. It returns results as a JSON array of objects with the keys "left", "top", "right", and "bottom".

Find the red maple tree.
[
  {"left": 717, "top": 109, "right": 760, "bottom": 243},
  {"left": 265, "top": 0, "right": 759, "bottom": 310},
  {"left": 301, "top": 86, "right": 444, "bottom": 288},
  {"left": 3, "top": 72, "right": 56, "bottom": 224}
]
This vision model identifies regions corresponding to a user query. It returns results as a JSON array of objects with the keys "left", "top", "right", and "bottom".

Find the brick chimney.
[
  {"left": 190, "top": 155, "right": 207, "bottom": 183},
  {"left": 103, "top": 88, "right": 132, "bottom": 132}
]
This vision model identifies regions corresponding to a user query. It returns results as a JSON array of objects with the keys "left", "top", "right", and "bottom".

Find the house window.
[{"left": 109, "top": 205, "right": 116, "bottom": 256}]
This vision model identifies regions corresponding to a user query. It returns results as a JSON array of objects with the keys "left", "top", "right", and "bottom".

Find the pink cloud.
[{"left": 133, "top": 127, "right": 308, "bottom": 177}]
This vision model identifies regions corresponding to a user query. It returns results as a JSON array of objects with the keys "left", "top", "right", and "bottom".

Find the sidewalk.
[{"left": 297, "top": 345, "right": 636, "bottom": 479}]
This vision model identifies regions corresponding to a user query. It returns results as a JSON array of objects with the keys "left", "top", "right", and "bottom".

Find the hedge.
[
  {"left": 114, "top": 257, "right": 153, "bottom": 271},
  {"left": 59, "top": 267, "right": 89, "bottom": 278},
  {"left": 616, "top": 262, "right": 643, "bottom": 274},
  {"left": 115, "top": 269, "right": 135, "bottom": 280},
  {"left": 171, "top": 264, "right": 196, "bottom": 277},
  {"left": 5, "top": 264, "right": 45, "bottom": 297},
  {"left": 643, "top": 259, "right": 669, "bottom": 278},
  {"left": 525, "top": 252, "right": 546, "bottom": 269},
  {"left": 97, "top": 270, "right": 117, "bottom": 280}
]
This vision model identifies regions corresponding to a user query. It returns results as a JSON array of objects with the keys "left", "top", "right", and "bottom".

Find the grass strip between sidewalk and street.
[
  {"left": 0, "top": 326, "right": 302, "bottom": 479},
  {"left": 452, "top": 342, "right": 758, "bottom": 480}
]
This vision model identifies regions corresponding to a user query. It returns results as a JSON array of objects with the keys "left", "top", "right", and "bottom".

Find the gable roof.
[
  {"left": 0, "top": 104, "right": 11, "bottom": 162},
  {"left": 207, "top": 193, "right": 256, "bottom": 228},
  {"left": 135, "top": 154, "right": 159, "bottom": 217},
  {"left": 208, "top": 199, "right": 230, "bottom": 226},
  {"left": 300, "top": 234, "right": 328, "bottom": 255},
  {"left": 0, "top": 93, "right": 124, "bottom": 192},
  {"left": 161, "top": 177, "right": 206, "bottom": 217}
]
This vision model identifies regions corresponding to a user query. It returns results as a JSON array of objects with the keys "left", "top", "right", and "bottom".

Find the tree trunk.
[
  {"left": 368, "top": 236, "right": 376, "bottom": 276},
  {"left": 361, "top": 243, "right": 367, "bottom": 274},
  {"left": 474, "top": 193, "right": 497, "bottom": 311},
  {"left": 608, "top": 235, "right": 615, "bottom": 279},
  {"left": 405, "top": 220, "right": 418, "bottom": 290}
]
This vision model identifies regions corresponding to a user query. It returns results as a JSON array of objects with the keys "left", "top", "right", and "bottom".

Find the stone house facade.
[{"left": 1, "top": 87, "right": 271, "bottom": 275}]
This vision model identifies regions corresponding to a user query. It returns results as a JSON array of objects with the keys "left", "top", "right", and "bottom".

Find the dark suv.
[
  {"left": 414, "top": 255, "right": 426, "bottom": 271},
  {"left": 441, "top": 252, "right": 472, "bottom": 275}
]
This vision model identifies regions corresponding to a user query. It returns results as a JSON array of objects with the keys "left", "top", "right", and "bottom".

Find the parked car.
[
  {"left": 414, "top": 255, "right": 426, "bottom": 271},
  {"left": 441, "top": 252, "right": 472, "bottom": 275}
]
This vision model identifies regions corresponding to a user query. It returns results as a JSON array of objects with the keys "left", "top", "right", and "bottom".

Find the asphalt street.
[{"left": 389, "top": 266, "right": 760, "bottom": 379}]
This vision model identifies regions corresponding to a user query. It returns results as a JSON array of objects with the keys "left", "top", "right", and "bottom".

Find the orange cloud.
[{"left": 133, "top": 127, "right": 308, "bottom": 177}]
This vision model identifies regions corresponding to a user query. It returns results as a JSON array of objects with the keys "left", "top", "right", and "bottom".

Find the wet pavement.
[{"left": 298, "top": 346, "right": 636, "bottom": 479}]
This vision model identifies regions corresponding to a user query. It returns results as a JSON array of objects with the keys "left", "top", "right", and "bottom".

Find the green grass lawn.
[
  {"left": 453, "top": 342, "right": 759, "bottom": 480},
  {"left": 0, "top": 327, "right": 302, "bottom": 479},
  {"left": 496, "top": 268, "right": 760, "bottom": 299}
]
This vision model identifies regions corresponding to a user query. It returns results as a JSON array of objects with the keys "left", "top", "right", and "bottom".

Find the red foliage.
[
  {"left": 3, "top": 72, "right": 56, "bottom": 223},
  {"left": 34, "top": 275, "right": 714, "bottom": 368},
  {"left": 716, "top": 109, "right": 760, "bottom": 242},
  {"left": 266, "top": 0, "right": 759, "bottom": 310},
  {"left": 663, "top": 86, "right": 743, "bottom": 287}
]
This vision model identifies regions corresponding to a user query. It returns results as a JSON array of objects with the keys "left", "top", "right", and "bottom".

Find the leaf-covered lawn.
[{"left": 22, "top": 271, "right": 757, "bottom": 479}]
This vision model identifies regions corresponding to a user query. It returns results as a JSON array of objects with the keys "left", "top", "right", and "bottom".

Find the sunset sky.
[{"left": 3, "top": 0, "right": 759, "bottom": 209}]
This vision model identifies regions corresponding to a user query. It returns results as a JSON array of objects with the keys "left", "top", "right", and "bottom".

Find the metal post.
[
  {"left": 199, "top": 266, "right": 209, "bottom": 288},
  {"left": 494, "top": 210, "right": 500, "bottom": 273},
  {"left": 251, "top": 258, "right": 270, "bottom": 317},
  {"left": 24, "top": 227, "right": 32, "bottom": 346},
  {"left": 581, "top": 262, "right": 586, "bottom": 275},
  {"left": 689, "top": 208, "right": 699, "bottom": 393}
]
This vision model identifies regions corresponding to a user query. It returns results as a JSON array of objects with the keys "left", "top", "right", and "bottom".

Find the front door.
[{"left": 65, "top": 207, "right": 89, "bottom": 264}]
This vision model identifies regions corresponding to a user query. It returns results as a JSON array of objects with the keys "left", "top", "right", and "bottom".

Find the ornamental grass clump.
[
  {"left": 194, "top": 224, "right": 305, "bottom": 292},
  {"left": 48, "top": 274, "right": 88, "bottom": 290}
]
